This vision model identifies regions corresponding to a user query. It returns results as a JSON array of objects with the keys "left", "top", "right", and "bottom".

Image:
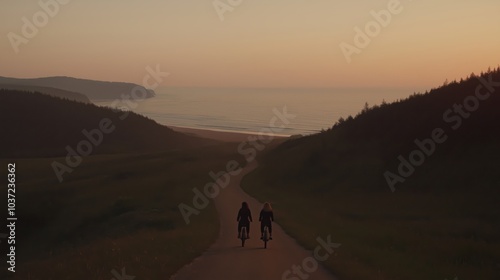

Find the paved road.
[{"left": 171, "top": 162, "right": 339, "bottom": 280}]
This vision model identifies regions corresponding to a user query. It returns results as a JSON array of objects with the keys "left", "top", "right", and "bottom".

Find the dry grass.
[
  {"left": 242, "top": 177, "right": 500, "bottom": 280},
  {"left": 0, "top": 143, "right": 243, "bottom": 279}
]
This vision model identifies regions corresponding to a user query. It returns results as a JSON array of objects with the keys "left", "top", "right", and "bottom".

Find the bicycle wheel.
[
  {"left": 241, "top": 227, "right": 246, "bottom": 247},
  {"left": 263, "top": 226, "right": 269, "bottom": 249}
]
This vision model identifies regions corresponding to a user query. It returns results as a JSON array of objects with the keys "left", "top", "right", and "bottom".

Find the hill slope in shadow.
[
  {"left": 0, "top": 89, "right": 208, "bottom": 158},
  {"left": 253, "top": 67, "right": 500, "bottom": 193},
  {"left": 0, "top": 84, "right": 91, "bottom": 103}
]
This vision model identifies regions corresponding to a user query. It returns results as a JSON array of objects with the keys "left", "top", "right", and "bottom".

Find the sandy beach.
[{"left": 170, "top": 125, "right": 289, "bottom": 142}]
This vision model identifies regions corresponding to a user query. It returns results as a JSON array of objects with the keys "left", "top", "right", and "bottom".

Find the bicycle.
[
  {"left": 262, "top": 226, "right": 270, "bottom": 249},
  {"left": 240, "top": 226, "right": 248, "bottom": 247}
]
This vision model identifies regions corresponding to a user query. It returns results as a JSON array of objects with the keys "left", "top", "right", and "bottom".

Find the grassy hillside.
[
  {"left": 242, "top": 68, "right": 500, "bottom": 279},
  {"left": 0, "top": 76, "right": 155, "bottom": 100},
  {"left": 0, "top": 89, "right": 209, "bottom": 158}
]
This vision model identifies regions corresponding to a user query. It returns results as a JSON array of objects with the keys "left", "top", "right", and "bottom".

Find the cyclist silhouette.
[
  {"left": 259, "top": 202, "right": 274, "bottom": 240},
  {"left": 237, "top": 202, "right": 252, "bottom": 239}
]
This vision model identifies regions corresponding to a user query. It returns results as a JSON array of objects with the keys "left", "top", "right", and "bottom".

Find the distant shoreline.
[{"left": 169, "top": 125, "right": 290, "bottom": 142}]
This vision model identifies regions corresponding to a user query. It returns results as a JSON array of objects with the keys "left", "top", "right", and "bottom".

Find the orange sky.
[{"left": 1, "top": 0, "right": 499, "bottom": 89}]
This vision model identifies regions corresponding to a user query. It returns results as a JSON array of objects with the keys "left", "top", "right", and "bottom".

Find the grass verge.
[
  {"left": 0, "top": 143, "right": 241, "bottom": 279},
  {"left": 241, "top": 169, "right": 500, "bottom": 280}
]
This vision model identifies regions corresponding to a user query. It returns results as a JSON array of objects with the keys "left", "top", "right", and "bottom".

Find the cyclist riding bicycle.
[
  {"left": 259, "top": 202, "right": 274, "bottom": 240},
  {"left": 237, "top": 202, "right": 252, "bottom": 239}
]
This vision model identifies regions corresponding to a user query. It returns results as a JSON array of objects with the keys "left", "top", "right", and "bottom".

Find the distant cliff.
[{"left": 0, "top": 76, "right": 155, "bottom": 101}]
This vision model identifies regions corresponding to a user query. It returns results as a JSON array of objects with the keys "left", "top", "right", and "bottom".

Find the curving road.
[{"left": 170, "top": 162, "right": 339, "bottom": 280}]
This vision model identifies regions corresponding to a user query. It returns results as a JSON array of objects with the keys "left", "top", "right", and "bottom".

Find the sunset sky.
[{"left": 1, "top": 0, "right": 499, "bottom": 89}]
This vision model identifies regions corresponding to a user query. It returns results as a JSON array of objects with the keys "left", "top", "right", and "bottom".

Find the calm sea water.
[{"left": 95, "top": 87, "right": 416, "bottom": 136}]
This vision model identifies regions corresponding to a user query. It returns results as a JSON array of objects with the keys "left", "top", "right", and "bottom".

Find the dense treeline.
[{"left": 255, "top": 67, "right": 500, "bottom": 192}]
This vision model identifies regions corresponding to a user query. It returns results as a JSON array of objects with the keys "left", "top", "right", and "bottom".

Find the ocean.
[{"left": 94, "top": 87, "right": 416, "bottom": 136}]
